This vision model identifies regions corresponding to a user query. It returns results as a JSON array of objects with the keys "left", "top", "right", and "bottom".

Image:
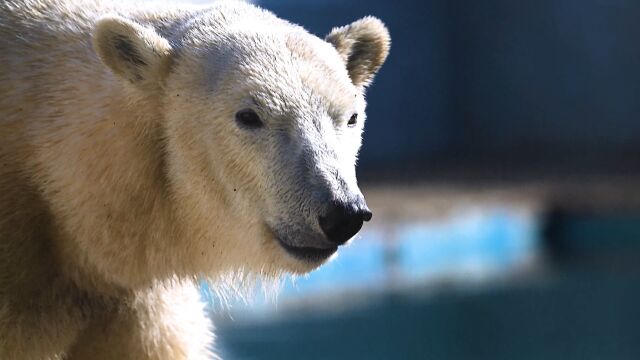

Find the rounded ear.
[
  {"left": 93, "top": 15, "right": 172, "bottom": 85},
  {"left": 325, "top": 16, "right": 391, "bottom": 88}
]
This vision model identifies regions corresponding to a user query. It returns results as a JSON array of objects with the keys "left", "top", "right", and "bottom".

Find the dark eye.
[
  {"left": 348, "top": 113, "right": 358, "bottom": 127},
  {"left": 235, "top": 109, "right": 263, "bottom": 129}
]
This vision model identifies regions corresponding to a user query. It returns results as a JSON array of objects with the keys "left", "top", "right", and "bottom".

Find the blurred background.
[{"left": 197, "top": 0, "right": 640, "bottom": 359}]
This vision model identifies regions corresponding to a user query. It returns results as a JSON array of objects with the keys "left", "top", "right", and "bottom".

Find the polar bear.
[{"left": 0, "top": 0, "right": 390, "bottom": 358}]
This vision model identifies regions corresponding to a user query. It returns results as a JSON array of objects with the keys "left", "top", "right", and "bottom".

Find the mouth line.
[{"left": 276, "top": 239, "right": 338, "bottom": 262}]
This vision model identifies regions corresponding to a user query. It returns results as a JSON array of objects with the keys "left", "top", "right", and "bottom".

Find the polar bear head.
[{"left": 92, "top": 3, "right": 390, "bottom": 277}]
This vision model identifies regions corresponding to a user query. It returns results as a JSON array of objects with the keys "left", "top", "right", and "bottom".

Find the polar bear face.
[{"left": 93, "top": 7, "right": 389, "bottom": 276}]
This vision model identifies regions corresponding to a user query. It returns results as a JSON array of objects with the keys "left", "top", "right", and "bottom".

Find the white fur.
[{"left": 0, "top": 0, "right": 389, "bottom": 358}]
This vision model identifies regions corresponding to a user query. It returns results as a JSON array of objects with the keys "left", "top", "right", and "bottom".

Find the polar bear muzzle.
[{"left": 319, "top": 198, "right": 372, "bottom": 246}]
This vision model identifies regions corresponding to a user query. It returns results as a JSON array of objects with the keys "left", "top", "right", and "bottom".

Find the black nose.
[{"left": 319, "top": 201, "right": 372, "bottom": 245}]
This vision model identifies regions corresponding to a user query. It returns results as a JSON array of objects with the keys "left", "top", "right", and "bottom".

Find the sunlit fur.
[{"left": 0, "top": 0, "right": 390, "bottom": 358}]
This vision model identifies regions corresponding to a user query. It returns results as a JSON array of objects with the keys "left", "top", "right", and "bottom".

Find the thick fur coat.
[{"left": 0, "top": 0, "right": 389, "bottom": 358}]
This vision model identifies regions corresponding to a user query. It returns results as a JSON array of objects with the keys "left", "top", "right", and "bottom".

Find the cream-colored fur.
[{"left": 0, "top": 0, "right": 389, "bottom": 358}]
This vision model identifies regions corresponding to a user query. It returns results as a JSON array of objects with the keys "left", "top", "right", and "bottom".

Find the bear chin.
[
  {"left": 277, "top": 241, "right": 338, "bottom": 263},
  {"left": 265, "top": 225, "right": 339, "bottom": 264}
]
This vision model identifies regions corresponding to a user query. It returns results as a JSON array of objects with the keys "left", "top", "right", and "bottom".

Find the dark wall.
[
  {"left": 218, "top": 271, "right": 640, "bottom": 360},
  {"left": 261, "top": 0, "right": 640, "bottom": 179}
]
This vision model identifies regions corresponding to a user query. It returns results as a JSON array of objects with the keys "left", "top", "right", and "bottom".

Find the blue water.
[{"left": 205, "top": 207, "right": 540, "bottom": 310}]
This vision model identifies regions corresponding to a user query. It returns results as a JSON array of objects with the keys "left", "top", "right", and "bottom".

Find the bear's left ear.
[
  {"left": 93, "top": 15, "right": 173, "bottom": 86},
  {"left": 325, "top": 16, "right": 390, "bottom": 88}
]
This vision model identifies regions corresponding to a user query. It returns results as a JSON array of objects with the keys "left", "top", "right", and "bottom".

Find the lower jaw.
[{"left": 277, "top": 240, "right": 338, "bottom": 263}]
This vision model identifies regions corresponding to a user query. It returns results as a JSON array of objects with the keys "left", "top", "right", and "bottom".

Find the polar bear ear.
[
  {"left": 93, "top": 16, "right": 172, "bottom": 85},
  {"left": 325, "top": 16, "right": 390, "bottom": 88}
]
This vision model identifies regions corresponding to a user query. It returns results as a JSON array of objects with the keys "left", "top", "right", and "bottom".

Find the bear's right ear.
[{"left": 93, "top": 16, "right": 172, "bottom": 86}]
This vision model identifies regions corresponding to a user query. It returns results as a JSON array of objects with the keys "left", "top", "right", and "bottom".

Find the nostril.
[
  {"left": 361, "top": 208, "right": 373, "bottom": 222},
  {"left": 319, "top": 202, "right": 369, "bottom": 246}
]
